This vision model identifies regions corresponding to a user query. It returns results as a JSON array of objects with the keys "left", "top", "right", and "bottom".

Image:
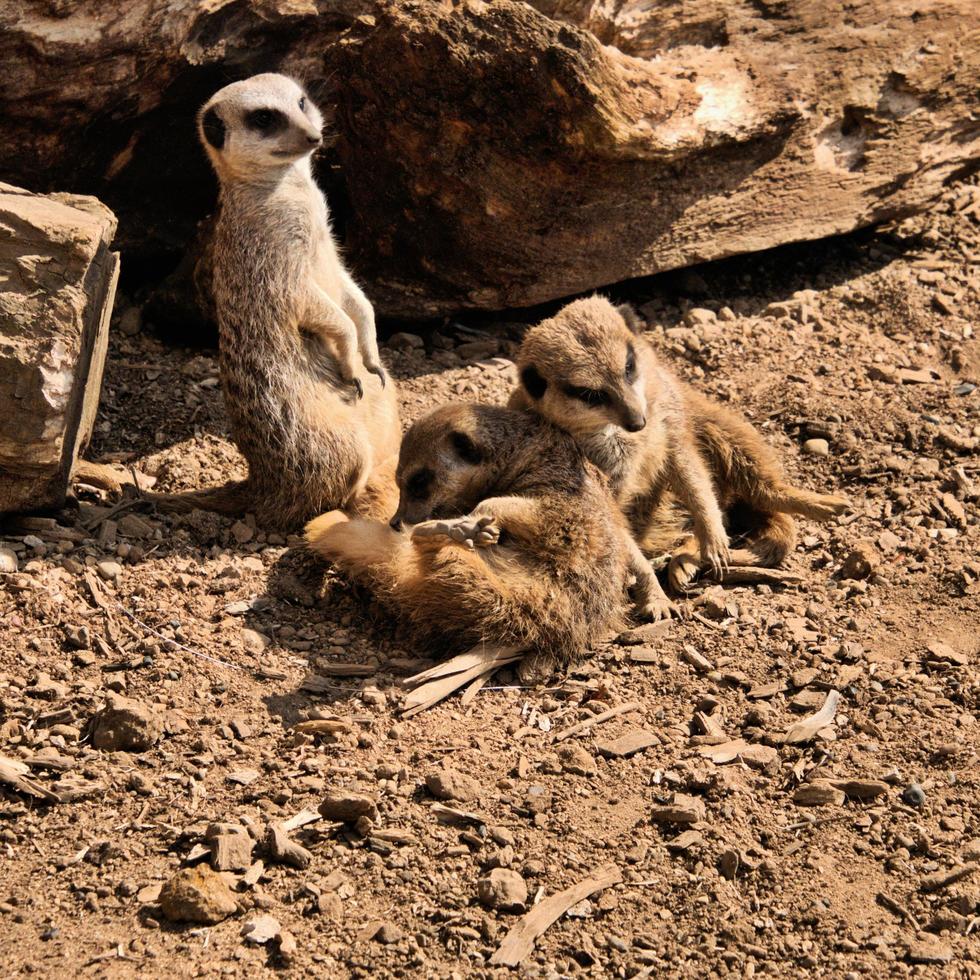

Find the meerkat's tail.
[
  {"left": 305, "top": 511, "right": 405, "bottom": 579},
  {"left": 762, "top": 484, "right": 850, "bottom": 522},
  {"left": 145, "top": 480, "right": 251, "bottom": 517}
]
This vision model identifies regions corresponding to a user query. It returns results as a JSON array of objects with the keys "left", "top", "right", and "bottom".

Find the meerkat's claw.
[
  {"left": 367, "top": 364, "right": 387, "bottom": 388},
  {"left": 641, "top": 597, "right": 681, "bottom": 622},
  {"left": 668, "top": 552, "right": 701, "bottom": 593},
  {"left": 347, "top": 376, "right": 364, "bottom": 400}
]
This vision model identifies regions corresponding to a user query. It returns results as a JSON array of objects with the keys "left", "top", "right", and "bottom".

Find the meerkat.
[
  {"left": 305, "top": 402, "right": 666, "bottom": 679},
  {"left": 509, "top": 296, "right": 850, "bottom": 594},
  {"left": 152, "top": 73, "right": 399, "bottom": 528}
]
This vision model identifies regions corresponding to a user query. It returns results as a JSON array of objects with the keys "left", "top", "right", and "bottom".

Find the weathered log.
[
  {"left": 0, "top": 184, "right": 119, "bottom": 513},
  {"left": 1, "top": 0, "right": 977, "bottom": 320}
]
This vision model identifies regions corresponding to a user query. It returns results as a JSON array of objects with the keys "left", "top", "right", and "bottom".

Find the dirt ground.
[{"left": 1, "top": 175, "right": 979, "bottom": 979}]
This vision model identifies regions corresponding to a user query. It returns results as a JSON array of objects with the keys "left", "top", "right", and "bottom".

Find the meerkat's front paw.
[
  {"left": 639, "top": 595, "right": 684, "bottom": 622},
  {"left": 698, "top": 531, "right": 731, "bottom": 578},
  {"left": 412, "top": 515, "right": 500, "bottom": 550}
]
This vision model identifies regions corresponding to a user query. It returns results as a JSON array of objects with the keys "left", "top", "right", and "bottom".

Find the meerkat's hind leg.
[{"left": 412, "top": 515, "right": 500, "bottom": 550}]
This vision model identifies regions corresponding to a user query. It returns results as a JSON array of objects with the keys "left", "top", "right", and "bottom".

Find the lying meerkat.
[
  {"left": 306, "top": 402, "right": 665, "bottom": 679},
  {"left": 153, "top": 73, "right": 399, "bottom": 528},
  {"left": 509, "top": 296, "right": 849, "bottom": 594}
]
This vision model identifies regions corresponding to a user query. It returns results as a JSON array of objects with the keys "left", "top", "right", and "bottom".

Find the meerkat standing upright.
[
  {"left": 509, "top": 297, "right": 849, "bottom": 596},
  {"left": 154, "top": 73, "right": 399, "bottom": 528}
]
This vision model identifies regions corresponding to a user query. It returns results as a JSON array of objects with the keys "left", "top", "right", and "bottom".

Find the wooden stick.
[
  {"left": 705, "top": 566, "right": 803, "bottom": 585},
  {"left": 490, "top": 864, "right": 623, "bottom": 966},
  {"left": 553, "top": 701, "right": 643, "bottom": 742}
]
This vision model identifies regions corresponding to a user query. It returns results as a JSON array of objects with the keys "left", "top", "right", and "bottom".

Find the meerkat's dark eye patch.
[
  {"left": 451, "top": 432, "right": 483, "bottom": 465},
  {"left": 245, "top": 108, "right": 286, "bottom": 134},
  {"left": 520, "top": 365, "right": 548, "bottom": 400},
  {"left": 624, "top": 345, "right": 637, "bottom": 382},
  {"left": 406, "top": 468, "right": 433, "bottom": 501},
  {"left": 564, "top": 385, "right": 611, "bottom": 408},
  {"left": 202, "top": 108, "right": 226, "bottom": 150}
]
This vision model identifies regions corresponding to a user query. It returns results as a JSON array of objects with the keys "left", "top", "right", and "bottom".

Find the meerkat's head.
[
  {"left": 515, "top": 296, "right": 650, "bottom": 438},
  {"left": 198, "top": 73, "right": 323, "bottom": 181},
  {"left": 391, "top": 404, "right": 502, "bottom": 528}
]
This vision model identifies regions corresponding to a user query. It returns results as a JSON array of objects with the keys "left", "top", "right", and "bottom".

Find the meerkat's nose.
[
  {"left": 624, "top": 413, "right": 647, "bottom": 433},
  {"left": 389, "top": 516, "right": 403, "bottom": 532},
  {"left": 306, "top": 133, "right": 321, "bottom": 147}
]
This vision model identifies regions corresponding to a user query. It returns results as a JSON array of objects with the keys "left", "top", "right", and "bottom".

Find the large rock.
[
  {"left": 0, "top": 184, "right": 118, "bottom": 512},
  {"left": 1, "top": 1, "right": 977, "bottom": 320}
]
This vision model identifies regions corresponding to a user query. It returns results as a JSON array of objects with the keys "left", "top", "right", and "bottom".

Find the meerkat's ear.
[
  {"left": 201, "top": 107, "right": 226, "bottom": 150},
  {"left": 616, "top": 303, "right": 644, "bottom": 335},
  {"left": 520, "top": 365, "right": 548, "bottom": 400},
  {"left": 450, "top": 431, "right": 483, "bottom": 465}
]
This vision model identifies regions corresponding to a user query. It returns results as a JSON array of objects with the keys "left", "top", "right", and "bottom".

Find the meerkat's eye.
[
  {"left": 624, "top": 345, "right": 637, "bottom": 382},
  {"left": 406, "top": 469, "right": 433, "bottom": 501},
  {"left": 298, "top": 97, "right": 307, "bottom": 112},
  {"left": 564, "top": 385, "right": 611, "bottom": 408},
  {"left": 245, "top": 108, "right": 284, "bottom": 134}
]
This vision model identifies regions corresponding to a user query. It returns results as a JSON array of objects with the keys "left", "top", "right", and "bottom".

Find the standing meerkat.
[
  {"left": 306, "top": 403, "right": 655, "bottom": 680},
  {"left": 509, "top": 297, "right": 850, "bottom": 596},
  {"left": 154, "top": 73, "right": 399, "bottom": 528}
]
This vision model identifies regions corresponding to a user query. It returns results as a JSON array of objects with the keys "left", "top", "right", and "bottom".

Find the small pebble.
[{"left": 902, "top": 783, "right": 926, "bottom": 808}]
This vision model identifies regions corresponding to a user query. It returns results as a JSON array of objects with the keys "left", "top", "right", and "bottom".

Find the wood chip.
[
  {"left": 827, "top": 778, "right": 890, "bottom": 800},
  {"left": 627, "top": 650, "right": 660, "bottom": 665},
  {"left": 553, "top": 702, "right": 643, "bottom": 743},
  {"left": 666, "top": 830, "right": 704, "bottom": 852},
  {"left": 748, "top": 679, "right": 788, "bottom": 699},
  {"left": 401, "top": 645, "right": 522, "bottom": 717},
  {"left": 281, "top": 808, "right": 321, "bottom": 833},
  {"left": 595, "top": 729, "right": 658, "bottom": 758},
  {"left": 291, "top": 719, "right": 351, "bottom": 736},
  {"left": 920, "top": 863, "right": 977, "bottom": 893},
  {"left": 679, "top": 645, "right": 713, "bottom": 673},
  {"left": 705, "top": 565, "right": 803, "bottom": 585},
  {"left": 490, "top": 864, "right": 622, "bottom": 966},
  {"left": 0, "top": 754, "right": 60, "bottom": 802},
  {"left": 700, "top": 740, "right": 778, "bottom": 769},
  {"left": 783, "top": 689, "right": 840, "bottom": 744},
  {"left": 793, "top": 780, "right": 846, "bottom": 806}
]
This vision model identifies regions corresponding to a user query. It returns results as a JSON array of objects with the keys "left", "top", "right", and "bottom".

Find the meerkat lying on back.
[
  {"left": 509, "top": 297, "right": 849, "bottom": 594},
  {"left": 153, "top": 74, "right": 399, "bottom": 528},
  {"left": 306, "top": 403, "right": 664, "bottom": 680}
]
